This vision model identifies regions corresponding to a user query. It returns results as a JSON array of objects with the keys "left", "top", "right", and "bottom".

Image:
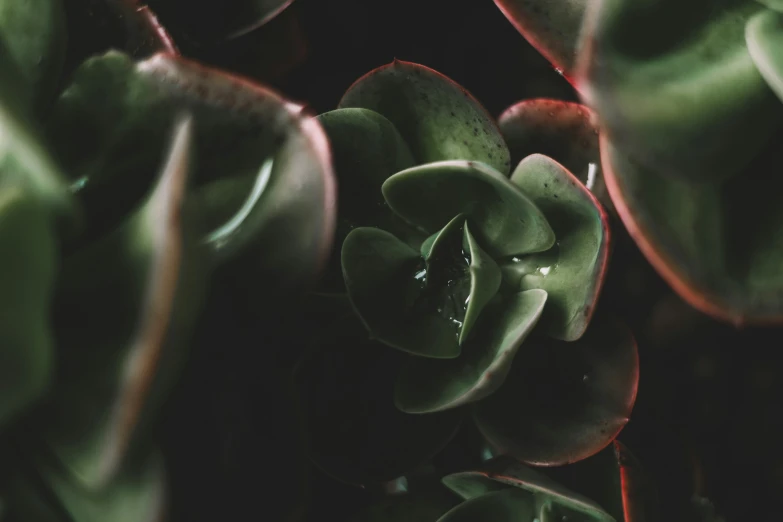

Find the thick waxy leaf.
[
  {"left": 0, "top": 0, "right": 66, "bottom": 109},
  {"left": 342, "top": 226, "right": 463, "bottom": 359},
  {"left": 38, "top": 118, "right": 207, "bottom": 488},
  {"left": 747, "top": 8, "right": 783, "bottom": 101},
  {"left": 295, "top": 316, "right": 463, "bottom": 486},
  {"left": 0, "top": 187, "right": 56, "bottom": 428},
  {"left": 505, "top": 154, "right": 611, "bottom": 340},
  {"left": 49, "top": 51, "right": 336, "bottom": 289},
  {"left": 443, "top": 456, "right": 614, "bottom": 522},
  {"left": 339, "top": 60, "right": 511, "bottom": 175},
  {"left": 498, "top": 99, "right": 613, "bottom": 213},
  {"left": 5, "top": 447, "right": 167, "bottom": 522},
  {"left": 148, "top": 0, "right": 294, "bottom": 41},
  {"left": 493, "top": 0, "right": 587, "bottom": 77},
  {"left": 437, "top": 488, "right": 536, "bottom": 522},
  {"left": 601, "top": 128, "right": 783, "bottom": 323},
  {"left": 475, "top": 316, "right": 638, "bottom": 466},
  {"left": 461, "top": 223, "right": 503, "bottom": 345},
  {"left": 578, "top": 0, "right": 783, "bottom": 182},
  {"left": 349, "top": 485, "right": 461, "bottom": 522},
  {"left": 545, "top": 441, "right": 660, "bottom": 522},
  {"left": 383, "top": 160, "right": 555, "bottom": 257},
  {"left": 394, "top": 289, "right": 548, "bottom": 414},
  {"left": 316, "top": 107, "right": 419, "bottom": 289},
  {"left": 0, "top": 47, "right": 76, "bottom": 234}
]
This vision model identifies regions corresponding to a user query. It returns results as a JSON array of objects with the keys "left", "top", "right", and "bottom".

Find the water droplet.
[
  {"left": 582, "top": 374, "right": 589, "bottom": 382},
  {"left": 555, "top": 67, "right": 564, "bottom": 76}
]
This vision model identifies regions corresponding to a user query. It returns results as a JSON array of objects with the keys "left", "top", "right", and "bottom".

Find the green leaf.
[
  {"left": 294, "top": 315, "right": 463, "bottom": 486},
  {"left": 461, "top": 223, "right": 503, "bottom": 345},
  {"left": 341, "top": 226, "right": 462, "bottom": 359},
  {"left": 339, "top": 60, "right": 511, "bottom": 175},
  {"left": 394, "top": 289, "right": 547, "bottom": 414},
  {"left": 38, "top": 117, "right": 208, "bottom": 489},
  {"left": 498, "top": 99, "right": 613, "bottom": 214},
  {"left": 316, "top": 107, "right": 419, "bottom": 290},
  {"left": 578, "top": 0, "right": 783, "bottom": 182},
  {"left": 442, "top": 456, "right": 615, "bottom": 521},
  {"left": 437, "top": 488, "right": 536, "bottom": 522},
  {"left": 5, "top": 447, "right": 167, "bottom": 522},
  {"left": 0, "top": 187, "right": 56, "bottom": 429},
  {"left": 49, "top": 50, "right": 336, "bottom": 290},
  {"left": 382, "top": 160, "right": 555, "bottom": 258},
  {"left": 46, "top": 51, "right": 174, "bottom": 244},
  {"left": 747, "top": 8, "right": 783, "bottom": 102},
  {"left": 0, "top": 0, "right": 66, "bottom": 110},
  {"left": 474, "top": 316, "right": 638, "bottom": 466},
  {"left": 505, "top": 154, "right": 611, "bottom": 341},
  {"left": 493, "top": 0, "right": 587, "bottom": 76},
  {"left": 148, "top": 0, "right": 294, "bottom": 41},
  {"left": 601, "top": 127, "right": 783, "bottom": 323}
]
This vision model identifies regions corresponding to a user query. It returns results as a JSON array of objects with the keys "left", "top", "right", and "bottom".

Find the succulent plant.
[
  {"left": 347, "top": 443, "right": 657, "bottom": 522},
  {"left": 296, "top": 59, "right": 638, "bottom": 485},
  {"left": 0, "top": 3, "right": 334, "bottom": 518},
  {"left": 496, "top": 0, "right": 783, "bottom": 324}
]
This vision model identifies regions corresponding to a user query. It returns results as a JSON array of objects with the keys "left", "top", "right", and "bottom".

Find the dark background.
[{"left": 150, "top": 1, "right": 783, "bottom": 521}]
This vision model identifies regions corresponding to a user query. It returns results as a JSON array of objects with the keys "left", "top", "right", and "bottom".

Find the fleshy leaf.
[
  {"left": 505, "top": 154, "right": 611, "bottom": 340},
  {"left": 382, "top": 160, "right": 555, "bottom": 257},
  {"left": 38, "top": 118, "right": 207, "bottom": 488},
  {"left": 747, "top": 8, "right": 783, "bottom": 102},
  {"left": 394, "top": 289, "right": 547, "bottom": 414},
  {"left": 295, "top": 316, "right": 463, "bottom": 486},
  {"left": 5, "top": 446, "right": 167, "bottom": 522},
  {"left": 0, "top": 187, "right": 56, "bottom": 428},
  {"left": 474, "top": 316, "right": 638, "bottom": 466},
  {"left": 544, "top": 441, "right": 660, "bottom": 522},
  {"left": 577, "top": 0, "right": 783, "bottom": 182},
  {"left": 461, "top": 223, "right": 503, "bottom": 345},
  {"left": 437, "top": 488, "right": 536, "bottom": 522},
  {"left": 601, "top": 127, "right": 783, "bottom": 324},
  {"left": 493, "top": 0, "right": 587, "bottom": 77},
  {"left": 0, "top": 0, "right": 66, "bottom": 109},
  {"left": 498, "top": 98, "right": 613, "bottom": 213},
  {"left": 339, "top": 60, "right": 511, "bottom": 175},
  {"left": 316, "top": 107, "right": 419, "bottom": 289},
  {"left": 341, "top": 226, "right": 462, "bottom": 359},
  {"left": 148, "top": 0, "right": 294, "bottom": 41},
  {"left": 49, "top": 50, "right": 336, "bottom": 289},
  {"left": 442, "top": 456, "right": 615, "bottom": 521}
]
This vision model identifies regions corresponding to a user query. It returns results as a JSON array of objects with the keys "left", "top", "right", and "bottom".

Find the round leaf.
[
  {"left": 39, "top": 118, "right": 208, "bottom": 488},
  {"left": 316, "top": 107, "right": 419, "bottom": 290},
  {"left": 382, "top": 160, "right": 555, "bottom": 258},
  {"left": 342, "top": 226, "right": 462, "bottom": 359},
  {"left": 506, "top": 154, "right": 611, "bottom": 341},
  {"left": 0, "top": 187, "right": 56, "bottom": 428},
  {"left": 442, "top": 456, "right": 615, "bottom": 522},
  {"left": 394, "top": 289, "right": 548, "bottom": 414},
  {"left": 294, "top": 316, "right": 463, "bottom": 486},
  {"left": 747, "top": 8, "right": 783, "bottom": 102},
  {"left": 339, "top": 60, "right": 511, "bottom": 175},
  {"left": 577, "top": 0, "right": 783, "bottom": 182},
  {"left": 437, "top": 488, "right": 536, "bottom": 522},
  {"left": 498, "top": 98, "right": 613, "bottom": 213},
  {"left": 601, "top": 127, "right": 783, "bottom": 324},
  {"left": 474, "top": 316, "right": 638, "bottom": 466},
  {"left": 757, "top": 0, "right": 783, "bottom": 10},
  {"left": 0, "top": 0, "right": 66, "bottom": 109},
  {"left": 493, "top": 0, "right": 587, "bottom": 77}
]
